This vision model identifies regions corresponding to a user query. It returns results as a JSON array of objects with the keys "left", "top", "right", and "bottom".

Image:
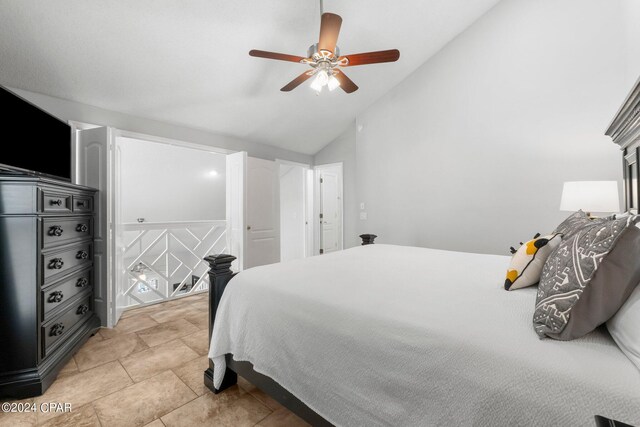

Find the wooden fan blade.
[
  {"left": 281, "top": 71, "right": 314, "bottom": 92},
  {"left": 339, "top": 49, "right": 400, "bottom": 67},
  {"left": 249, "top": 49, "right": 307, "bottom": 63},
  {"left": 333, "top": 70, "right": 358, "bottom": 93},
  {"left": 318, "top": 13, "right": 342, "bottom": 54}
]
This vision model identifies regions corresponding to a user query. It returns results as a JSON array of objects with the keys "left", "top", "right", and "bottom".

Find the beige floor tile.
[
  {"left": 256, "top": 408, "right": 311, "bottom": 427},
  {"left": 180, "top": 329, "right": 209, "bottom": 356},
  {"left": 172, "top": 294, "right": 206, "bottom": 304},
  {"left": 99, "top": 314, "right": 158, "bottom": 339},
  {"left": 172, "top": 356, "right": 210, "bottom": 396},
  {"left": 120, "top": 302, "right": 169, "bottom": 319},
  {"left": 184, "top": 312, "right": 208, "bottom": 330},
  {"left": 237, "top": 376, "right": 284, "bottom": 411},
  {"left": 93, "top": 371, "right": 196, "bottom": 427},
  {"left": 85, "top": 333, "right": 103, "bottom": 346},
  {"left": 143, "top": 420, "right": 165, "bottom": 427},
  {"left": 136, "top": 319, "right": 199, "bottom": 348},
  {"left": 0, "top": 398, "right": 36, "bottom": 427},
  {"left": 161, "top": 388, "right": 270, "bottom": 427},
  {"left": 39, "top": 404, "right": 100, "bottom": 427},
  {"left": 75, "top": 333, "right": 148, "bottom": 371},
  {"left": 149, "top": 304, "right": 202, "bottom": 324},
  {"left": 189, "top": 301, "right": 208, "bottom": 311},
  {"left": 57, "top": 357, "right": 79, "bottom": 378},
  {"left": 120, "top": 339, "right": 199, "bottom": 382},
  {"left": 34, "top": 361, "right": 132, "bottom": 423}
]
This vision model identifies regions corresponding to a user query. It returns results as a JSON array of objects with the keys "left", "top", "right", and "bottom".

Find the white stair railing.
[{"left": 118, "top": 220, "right": 226, "bottom": 310}]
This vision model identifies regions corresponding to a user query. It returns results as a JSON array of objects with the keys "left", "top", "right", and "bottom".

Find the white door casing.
[
  {"left": 226, "top": 151, "right": 247, "bottom": 271},
  {"left": 245, "top": 157, "right": 280, "bottom": 268},
  {"left": 76, "top": 127, "right": 119, "bottom": 327},
  {"left": 315, "top": 163, "right": 343, "bottom": 254}
]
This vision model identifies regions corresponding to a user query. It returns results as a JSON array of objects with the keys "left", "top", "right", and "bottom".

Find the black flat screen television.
[{"left": 0, "top": 86, "right": 72, "bottom": 181}]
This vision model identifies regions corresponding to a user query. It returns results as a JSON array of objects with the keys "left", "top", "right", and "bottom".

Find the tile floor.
[{"left": 0, "top": 293, "right": 309, "bottom": 427}]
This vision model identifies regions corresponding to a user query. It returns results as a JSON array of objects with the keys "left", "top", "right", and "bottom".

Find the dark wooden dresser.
[{"left": 0, "top": 174, "right": 100, "bottom": 398}]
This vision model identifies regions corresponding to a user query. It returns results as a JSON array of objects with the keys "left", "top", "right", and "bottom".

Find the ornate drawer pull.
[
  {"left": 48, "top": 291, "right": 64, "bottom": 303},
  {"left": 50, "top": 199, "right": 63, "bottom": 206},
  {"left": 76, "top": 277, "right": 89, "bottom": 288},
  {"left": 76, "top": 304, "right": 89, "bottom": 315},
  {"left": 50, "top": 323, "right": 65, "bottom": 337},
  {"left": 48, "top": 225, "right": 64, "bottom": 237},
  {"left": 76, "top": 224, "right": 89, "bottom": 233},
  {"left": 77, "top": 200, "right": 87, "bottom": 207},
  {"left": 76, "top": 250, "right": 89, "bottom": 260},
  {"left": 48, "top": 258, "right": 64, "bottom": 269}
]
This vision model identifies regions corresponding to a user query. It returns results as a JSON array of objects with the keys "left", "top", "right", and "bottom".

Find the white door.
[
  {"left": 316, "top": 164, "right": 343, "bottom": 254},
  {"left": 245, "top": 157, "right": 280, "bottom": 268},
  {"left": 279, "top": 163, "right": 307, "bottom": 262},
  {"left": 76, "top": 127, "right": 120, "bottom": 327},
  {"left": 226, "top": 151, "right": 246, "bottom": 271}
]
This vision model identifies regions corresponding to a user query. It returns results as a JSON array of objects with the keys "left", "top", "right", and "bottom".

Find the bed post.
[
  {"left": 203, "top": 253, "right": 238, "bottom": 394},
  {"left": 360, "top": 234, "right": 377, "bottom": 245}
]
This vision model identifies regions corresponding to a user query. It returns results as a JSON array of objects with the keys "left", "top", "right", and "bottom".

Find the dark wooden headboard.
[{"left": 606, "top": 76, "right": 640, "bottom": 213}]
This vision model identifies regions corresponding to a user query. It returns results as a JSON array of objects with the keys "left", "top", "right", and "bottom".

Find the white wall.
[
  {"left": 118, "top": 137, "right": 226, "bottom": 223},
  {"left": 280, "top": 164, "right": 306, "bottom": 261},
  {"left": 353, "top": 0, "right": 640, "bottom": 255},
  {"left": 9, "top": 87, "right": 312, "bottom": 165},
  {"left": 314, "top": 123, "right": 359, "bottom": 248}
]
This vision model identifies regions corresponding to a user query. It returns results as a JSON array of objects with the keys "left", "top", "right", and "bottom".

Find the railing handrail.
[{"left": 122, "top": 219, "right": 226, "bottom": 231}]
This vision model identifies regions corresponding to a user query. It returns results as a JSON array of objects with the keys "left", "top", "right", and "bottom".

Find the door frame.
[
  {"left": 314, "top": 162, "right": 343, "bottom": 255},
  {"left": 73, "top": 123, "right": 233, "bottom": 326},
  {"left": 276, "top": 159, "right": 313, "bottom": 259}
]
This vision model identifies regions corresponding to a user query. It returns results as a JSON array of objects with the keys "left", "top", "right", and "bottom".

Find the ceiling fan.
[{"left": 249, "top": 2, "right": 400, "bottom": 94}]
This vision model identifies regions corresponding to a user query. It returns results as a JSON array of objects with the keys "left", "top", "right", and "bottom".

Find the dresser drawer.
[
  {"left": 42, "top": 216, "right": 93, "bottom": 249},
  {"left": 73, "top": 195, "right": 93, "bottom": 213},
  {"left": 42, "top": 243, "right": 93, "bottom": 284},
  {"left": 41, "top": 268, "right": 93, "bottom": 321},
  {"left": 42, "top": 294, "right": 92, "bottom": 358},
  {"left": 40, "top": 188, "right": 73, "bottom": 214}
]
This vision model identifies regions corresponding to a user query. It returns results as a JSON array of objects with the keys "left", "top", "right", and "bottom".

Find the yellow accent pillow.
[{"left": 504, "top": 233, "right": 562, "bottom": 290}]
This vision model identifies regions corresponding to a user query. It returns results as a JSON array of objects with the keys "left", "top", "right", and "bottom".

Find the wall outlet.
[
  {"left": 360, "top": 202, "right": 365, "bottom": 210},
  {"left": 360, "top": 212, "right": 368, "bottom": 220}
]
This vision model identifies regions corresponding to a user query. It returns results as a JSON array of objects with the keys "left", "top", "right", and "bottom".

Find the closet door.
[
  {"left": 226, "top": 151, "right": 246, "bottom": 271},
  {"left": 77, "top": 127, "right": 119, "bottom": 327},
  {"left": 245, "top": 157, "right": 280, "bottom": 268}
]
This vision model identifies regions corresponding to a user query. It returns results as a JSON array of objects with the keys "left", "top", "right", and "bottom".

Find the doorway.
[
  {"left": 315, "top": 163, "right": 343, "bottom": 254},
  {"left": 76, "top": 127, "right": 229, "bottom": 326}
]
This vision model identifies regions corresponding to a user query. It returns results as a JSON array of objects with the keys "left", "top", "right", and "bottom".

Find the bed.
[
  {"left": 204, "top": 76, "right": 640, "bottom": 426},
  {"left": 205, "top": 244, "right": 640, "bottom": 426}
]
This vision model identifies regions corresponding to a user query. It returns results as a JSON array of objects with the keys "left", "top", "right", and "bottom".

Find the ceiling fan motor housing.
[{"left": 307, "top": 43, "right": 340, "bottom": 60}]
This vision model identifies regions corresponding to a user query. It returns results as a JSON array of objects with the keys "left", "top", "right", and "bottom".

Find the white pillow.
[{"left": 607, "top": 284, "right": 640, "bottom": 371}]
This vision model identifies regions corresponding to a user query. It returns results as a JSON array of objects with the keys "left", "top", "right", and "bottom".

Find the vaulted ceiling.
[{"left": 0, "top": 0, "right": 501, "bottom": 154}]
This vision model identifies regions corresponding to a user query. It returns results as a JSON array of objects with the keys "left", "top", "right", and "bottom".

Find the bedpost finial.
[
  {"left": 204, "top": 254, "right": 236, "bottom": 273},
  {"left": 360, "top": 234, "right": 378, "bottom": 245}
]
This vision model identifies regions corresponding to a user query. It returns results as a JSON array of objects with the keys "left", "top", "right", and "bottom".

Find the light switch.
[
  {"left": 360, "top": 202, "right": 365, "bottom": 210},
  {"left": 360, "top": 212, "right": 368, "bottom": 220}
]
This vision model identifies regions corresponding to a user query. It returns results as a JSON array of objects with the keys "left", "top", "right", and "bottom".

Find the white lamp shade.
[{"left": 560, "top": 181, "right": 620, "bottom": 213}]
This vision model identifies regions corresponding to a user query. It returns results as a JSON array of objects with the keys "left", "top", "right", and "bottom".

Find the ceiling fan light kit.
[{"left": 248, "top": 3, "right": 400, "bottom": 95}]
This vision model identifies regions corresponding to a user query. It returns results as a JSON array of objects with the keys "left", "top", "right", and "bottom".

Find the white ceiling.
[{"left": 0, "top": 0, "right": 501, "bottom": 155}]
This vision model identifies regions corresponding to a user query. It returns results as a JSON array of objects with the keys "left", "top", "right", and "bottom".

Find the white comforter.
[{"left": 209, "top": 244, "right": 640, "bottom": 426}]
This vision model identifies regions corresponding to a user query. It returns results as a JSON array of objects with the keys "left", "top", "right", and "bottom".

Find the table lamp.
[{"left": 560, "top": 181, "right": 620, "bottom": 217}]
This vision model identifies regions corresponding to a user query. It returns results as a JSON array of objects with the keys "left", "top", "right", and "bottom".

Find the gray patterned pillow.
[
  {"left": 533, "top": 215, "right": 640, "bottom": 340},
  {"left": 553, "top": 210, "right": 598, "bottom": 237}
]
